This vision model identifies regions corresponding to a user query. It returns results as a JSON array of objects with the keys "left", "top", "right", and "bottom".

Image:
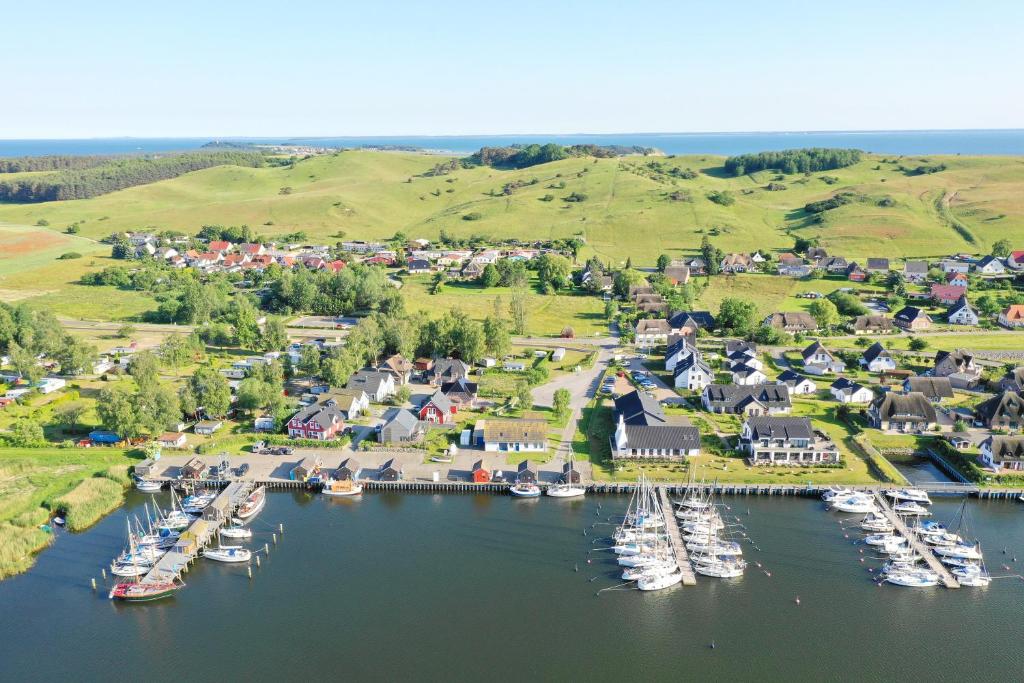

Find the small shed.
[
  {"left": 181, "top": 457, "right": 207, "bottom": 480},
  {"left": 203, "top": 495, "right": 232, "bottom": 523},
  {"left": 335, "top": 457, "right": 361, "bottom": 481},
  {"left": 561, "top": 461, "right": 581, "bottom": 485},
  {"left": 380, "top": 458, "right": 403, "bottom": 482},
  {"left": 194, "top": 420, "right": 223, "bottom": 436},
  {"left": 134, "top": 459, "right": 157, "bottom": 478},
  {"left": 471, "top": 460, "right": 491, "bottom": 483},
  {"left": 157, "top": 432, "right": 187, "bottom": 449},
  {"left": 516, "top": 460, "right": 537, "bottom": 484},
  {"left": 254, "top": 415, "right": 275, "bottom": 431},
  {"left": 551, "top": 347, "right": 566, "bottom": 362},
  {"left": 290, "top": 456, "right": 323, "bottom": 482}
]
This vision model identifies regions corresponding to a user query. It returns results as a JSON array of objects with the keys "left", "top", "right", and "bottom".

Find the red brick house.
[
  {"left": 418, "top": 390, "right": 454, "bottom": 424},
  {"left": 287, "top": 398, "right": 346, "bottom": 440}
]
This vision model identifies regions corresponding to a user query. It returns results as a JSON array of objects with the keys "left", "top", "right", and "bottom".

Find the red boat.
[{"left": 109, "top": 580, "right": 181, "bottom": 602}]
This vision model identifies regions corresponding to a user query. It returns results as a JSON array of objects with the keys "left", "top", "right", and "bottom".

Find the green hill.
[{"left": 1, "top": 150, "right": 1023, "bottom": 266}]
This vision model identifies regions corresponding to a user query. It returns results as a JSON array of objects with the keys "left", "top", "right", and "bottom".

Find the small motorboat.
[
  {"left": 323, "top": 479, "right": 363, "bottom": 497},
  {"left": 51, "top": 517, "right": 65, "bottom": 527},
  {"left": 509, "top": 483, "right": 541, "bottom": 498},
  {"left": 860, "top": 512, "right": 893, "bottom": 533},
  {"left": 109, "top": 580, "right": 181, "bottom": 602},
  {"left": 110, "top": 563, "right": 149, "bottom": 577},
  {"left": 638, "top": 568, "right": 683, "bottom": 590},
  {"left": 546, "top": 483, "right": 586, "bottom": 498},
  {"left": 693, "top": 559, "right": 746, "bottom": 579},
  {"left": 236, "top": 486, "right": 267, "bottom": 520},
  {"left": 952, "top": 565, "right": 992, "bottom": 587},
  {"left": 864, "top": 533, "right": 906, "bottom": 547},
  {"left": 893, "top": 501, "right": 931, "bottom": 516},
  {"left": 685, "top": 540, "right": 743, "bottom": 556},
  {"left": 822, "top": 486, "right": 854, "bottom": 502},
  {"left": 135, "top": 478, "right": 163, "bottom": 493},
  {"left": 204, "top": 546, "right": 252, "bottom": 563},
  {"left": 886, "top": 488, "right": 932, "bottom": 505},
  {"left": 832, "top": 495, "right": 877, "bottom": 514},
  {"left": 219, "top": 525, "right": 252, "bottom": 540}
]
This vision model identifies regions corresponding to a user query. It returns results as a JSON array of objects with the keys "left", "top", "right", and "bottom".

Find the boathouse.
[
  {"left": 515, "top": 460, "right": 537, "bottom": 484},
  {"left": 471, "top": 460, "right": 491, "bottom": 483},
  {"left": 335, "top": 457, "right": 360, "bottom": 481},
  {"left": 562, "top": 461, "right": 581, "bottom": 484},
  {"left": 379, "top": 458, "right": 403, "bottom": 482},
  {"left": 181, "top": 457, "right": 207, "bottom": 479},
  {"left": 290, "top": 456, "right": 323, "bottom": 482}
]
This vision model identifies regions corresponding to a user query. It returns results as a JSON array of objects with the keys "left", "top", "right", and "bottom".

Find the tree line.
[
  {"left": 0, "top": 154, "right": 120, "bottom": 173},
  {"left": 0, "top": 150, "right": 265, "bottom": 202},
  {"left": 463, "top": 143, "right": 652, "bottom": 169},
  {"left": 723, "top": 148, "right": 862, "bottom": 176}
]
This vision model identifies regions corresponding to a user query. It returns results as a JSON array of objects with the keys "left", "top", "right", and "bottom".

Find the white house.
[
  {"left": 830, "top": 378, "right": 874, "bottom": 404},
  {"left": 776, "top": 370, "right": 817, "bottom": 396},
  {"left": 346, "top": 370, "right": 396, "bottom": 403},
  {"left": 860, "top": 343, "right": 897, "bottom": 373},
  {"left": 946, "top": 296, "right": 979, "bottom": 326},
  {"left": 36, "top": 377, "right": 66, "bottom": 394},
  {"left": 732, "top": 365, "right": 767, "bottom": 386},
  {"left": 975, "top": 255, "right": 1006, "bottom": 276},
  {"left": 979, "top": 435, "right": 1024, "bottom": 471},
  {"left": 665, "top": 337, "right": 697, "bottom": 373},
  {"left": 673, "top": 354, "right": 714, "bottom": 392},
  {"left": 802, "top": 341, "right": 845, "bottom": 376}
]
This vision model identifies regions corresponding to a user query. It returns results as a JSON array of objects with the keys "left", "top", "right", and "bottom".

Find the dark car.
[{"left": 235, "top": 463, "right": 250, "bottom": 476}]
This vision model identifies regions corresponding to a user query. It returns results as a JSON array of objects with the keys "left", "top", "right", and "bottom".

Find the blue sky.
[{"left": 6, "top": 0, "right": 1022, "bottom": 137}]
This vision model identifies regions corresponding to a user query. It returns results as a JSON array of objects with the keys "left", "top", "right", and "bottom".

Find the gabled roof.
[
  {"left": 866, "top": 258, "right": 890, "bottom": 270},
  {"left": 903, "top": 260, "right": 928, "bottom": 274},
  {"left": 423, "top": 389, "right": 453, "bottom": 414},
  {"left": 894, "top": 306, "right": 929, "bottom": 323},
  {"left": 946, "top": 295, "right": 976, "bottom": 316},
  {"left": 776, "top": 369, "right": 814, "bottom": 388},
  {"left": 382, "top": 409, "right": 420, "bottom": 436},
  {"left": 668, "top": 310, "right": 716, "bottom": 331},
  {"left": 765, "top": 311, "right": 817, "bottom": 331},
  {"left": 674, "top": 353, "right": 712, "bottom": 378},
  {"left": 872, "top": 392, "right": 937, "bottom": 422},
  {"left": 982, "top": 436, "right": 1024, "bottom": 462},
  {"left": 725, "top": 340, "right": 757, "bottom": 357},
  {"left": 614, "top": 390, "right": 669, "bottom": 426},
  {"left": 905, "top": 376, "right": 954, "bottom": 399},
  {"left": 862, "top": 342, "right": 891, "bottom": 364},
  {"left": 431, "top": 358, "right": 470, "bottom": 379},
  {"left": 853, "top": 315, "right": 894, "bottom": 332},
  {"left": 290, "top": 399, "right": 345, "bottom": 428},
  {"left": 1002, "top": 305, "right": 1024, "bottom": 322},
  {"left": 484, "top": 419, "right": 548, "bottom": 443},
  {"left": 703, "top": 384, "right": 791, "bottom": 410},
  {"left": 441, "top": 378, "right": 478, "bottom": 397},
  {"left": 976, "top": 391, "right": 1024, "bottom": 424},
  {"left": 934, "top": 349, "right": 976, "bottom": 373},
  {"left": 831, "top": 377, "right": 870, "bottom": 396},
  {"left": 347, "top": 370, "right": 392, "bottom": 394},
  {"left": 802, "top": 341, "right": 835, "bottom": 361},
  {"left": 744, "top": 416, "right": 813, "bottom": 441},
  {"left": 635, "top": 318, "right": 671, "bottom": 334}
]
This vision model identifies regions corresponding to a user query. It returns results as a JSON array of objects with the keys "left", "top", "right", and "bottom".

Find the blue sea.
[{"left": 1, "top": 130, "right": 1023, "bottom": 157}]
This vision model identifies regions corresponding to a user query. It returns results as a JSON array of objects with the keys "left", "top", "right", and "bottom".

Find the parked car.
[{"left": 235, "top": 463, "right": 250, "bottom": 476}]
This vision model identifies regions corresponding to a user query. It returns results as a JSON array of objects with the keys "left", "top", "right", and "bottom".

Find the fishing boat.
[
  {"left": 219, "top": 525, "right": 252, "bottom": 540},
  {"left": 204, "top": 545, "right": 252, "bottom": 563},
  {"left": 893, "top": 501, "right": 931, "bottom": 516},
  {"left": 236, "top": 486, "right": 267, "bottom": 520},
  {"left": 509, "top": 482, "right": 541, "bottom": 498},
  {"left": 886, "top": 488, "right": 932, "bottom": 505},
  {"left": 134, "top": 478, "right": 163, "bottom": 493},
  {"left": 109, "top": 580, "right": 181, "bottom": 602},
  {"left": 322, "top": 478, "right": 363, "bottom": 497},
  {"left": 637, "top": 568, "right": 683, "bottom": 591}
]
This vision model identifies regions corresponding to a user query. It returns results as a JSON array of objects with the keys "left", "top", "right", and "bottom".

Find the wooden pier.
[
  {"left": 872, "top": 492, "right": 960, "bottom": 589},
  {"left": 657, "top": 487, "right": 697, "bottom": 586},
  {"left": 141, "top": 481, "right": 250, "bottom": 584}
]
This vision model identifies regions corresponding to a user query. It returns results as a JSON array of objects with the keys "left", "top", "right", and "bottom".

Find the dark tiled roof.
[
  {"left": 976, "top": 391, "right": 1024, "bottom": 424},
  {"left": 674, "top": 354, "right": 712, "bottom": 378},
  {"left": 776, "top": 369, "right": 813, "bottom": 387},
  {"left": 725, "top": 340, "right": 757, "bottom": 357},
  {"left": 622, "top": 424, "right": 700, "bottom": 451},
  {"left": 872, "top": 392, "right": 937, "bottom": 422},
  {"left": 862, "top": 342, "right": 891, "bottom": 364},
  {"left": 745, "top": 416, "right": 813, "bottom": 441},
  {"left": 704, "top": 384, "right": 791, "bottom": 411},
  {"left": 614, "top": 390, "right": 668, "bottom": 426},
  {"left": 905, "top": 376, "right": 954, "bottom": 399}
]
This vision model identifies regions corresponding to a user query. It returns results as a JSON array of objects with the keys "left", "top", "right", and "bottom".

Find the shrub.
[
  {"left": 462, "top": 212, "right": 482, "bottom": 221},
  {"left": 57, "top": 252, "right": 82, "bottom": 260},
  {"left": 706, "top": 190, "right": 735, "bottom": 206}
]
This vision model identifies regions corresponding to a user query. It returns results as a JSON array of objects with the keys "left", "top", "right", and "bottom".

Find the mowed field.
[{"left": 1, "top": 150, "right": 1024, "bottom": 323}]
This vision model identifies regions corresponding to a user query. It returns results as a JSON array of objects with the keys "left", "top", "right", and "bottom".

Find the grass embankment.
[{"left": 0, "top": 448, "right": 136, "bottom": 580}]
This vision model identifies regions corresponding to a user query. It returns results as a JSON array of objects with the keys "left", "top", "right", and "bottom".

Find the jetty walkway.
[
  {"left": 873, "top": 492, "right": 959, "bottom": 589},
  {"left": 658, "top": 488, "right": 697, "bottom": 586}
]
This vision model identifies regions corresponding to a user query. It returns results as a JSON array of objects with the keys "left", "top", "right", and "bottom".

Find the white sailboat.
[
  {"left": 204, "top": 545, "right": 252, "bottom": 563},
  {"left": 546, "top": 450, "right": 586, "bottom": 498}
]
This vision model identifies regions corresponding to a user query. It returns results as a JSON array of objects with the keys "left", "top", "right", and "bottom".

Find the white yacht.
[
  {"left": 886, "top": 489, "right": 932, "bottom": 505},
  {"left": 893, "top": 501, "right": 931, "bottom": 516},
  {"left": 933, "top": 543, "right": 984, "bottom": 561},
  {"left": 219, "top": 525, "right": 252, "bottom": 540},
  {"left": 832, "top": 495, "right": 877, "bottom": 514},
  {"left": 134, "top": 478, "right": 163, "bottom": 493},
  {"left": 204, "top": 545, "right": 252, "bottom": 563},
  {"left": 860, "top": 512, "right": 894, "bottom": 533},
  {"left": 637, "top": 568, "right": 683, "bottom": 591},
  {"left": 884, "top": 569, "right": 940, "bottom": 587}
]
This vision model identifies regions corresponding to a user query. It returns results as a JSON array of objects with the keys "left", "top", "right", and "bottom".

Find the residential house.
[
  {"left": 334, "top": 457, "right": 361, "bottom": 481},
  {"left": 903, "top": 376, "right": 954, "bottom": 403},
  {"left": 157, "top": 432, "right": 187, "bottom": 449},
  {"left": 562, "top": 460, "right": 582, "bottom": 485},
  {"left": 894, "top": 306, "right": 932, "bottom": 331},
  {"left": 806, "top": 247, "right": 828, "bottom": 260},
  {"left": 930, "top": 283, "right": 967, "bottom": 306},
  {"left": 378, "top": 354, "right": 413, "bottom": 385},
  {"left": 999, "top": 367, "right": 1024, "bottom": 393},
  {"left": 940, "top": 259, "right": 970, "bottom": 274},
  {"left": 740, "top": 417, "right": 840, "bottom": 466},
  {"left": 612, "top": 390, "right": 701, "bottom": 460},
  {"left": 846, "top": 262, "right": 867, "bottom": 282},
  {"left": 475, "top": 419, "right": 547, "bottom": 452},
  {"left": 975, "top": 255, "right": 1006, "bottom": 276},
  {"left": 946, "top": 296, "right": 979, "bottom": 326},
  {"left": 429, "top": 358, "right": 471, "bottom": 386},
  {"left": 860, "top": 342, "right": 897, "bottom": 372},
  {"left": 379, "top": 458, "right": 403, "bottom": 482},
  {"left": 731, "top": 364, "right": 767, "bottom": 386},
  {"left": 346, "top": 370, "right": 396, "bottom": 402},
  {"left": 663, "top": 265, "right": 690, "bottom": 285},
  {"left": 635, "top": 295, "right": 669, "bottom": 315},
  {"left": 866, "top": 258, "right": 890, "bottom": 275},
  {"left": 406, "top": 259, "right": 431, "bottom": 274},
  {"left": 775, "top": 370, "right": 817, "bottom": 396},
  {"left": 945, "top": 271, "right": 969, "bottom": 288},
  {"left": 902, "top": 260, "right": 928, "bottom": 283},
  {"left": 830, "top": 378, "right": 874, "bottom": 404},
  {"left": 664, "top": 336, "right": 698, "bottom": 373},
  {"left": 418, "top": 390, "right": 454, "bottom": 424},
  {"left": 934, "top": 349, "right": 981, "bottom": 389},
  {"left": 778, "top": 255, "right": 811, "bottom": 277},
  {"left": 726, "top": 350, "right": 763, "bottom": 372},
  {"left": 194, "top": 420, "right": 223, "bottom": 436},
  {"left": 36, "top": 377, "right": 66, "bottom": 394},
  {"left": 460, "top": 261, "right": 484, "bottom": 279},
  {"left": 721, "top": 253, "right": 754, "bottom": 273},
  {"left": 852, "top": 315, "right": 895, "bottom": 335},
  {"left": 998, "top": 305, "right": 1024, "bottom": 329},
  {"left": 441, "top": 378, "right": 478, "bottom": 409},
  {"left": 979, "top": 436, "right": 1024, "bottom": 471},
  {"left": 673, "top": 353, "right": 714, "bottom": 391},
  {"left": 868, "top": 392, "right": 937, "bottom": 432},
  {"left": 975, "top": 391, "right": 1024, "bottom": 431},
  {"left": 725, "top": 340, "right": 757, "bottom": 358},
  {"left": 682, "top": 256, "right": 708, "bottom": 275},
  {"left": 668, "top": 310, "right": 716, "bottom": 335},
  {"left": 816, "top": 256, "right": 849, "bottom": 274},
  {"left": 702, "top": 384, "right": 792, "bottom": 415},
  {"left": 327, "top": 389, "right": 370, "bottom": 419},
  {"left": 765, "top": 312, "right": 818, "bottom": 333},
  {"left": 802, "top": 341, "right": 845, "bottom": 376},
  {"left": 1007, "top": 251, "right": 1024, "bottom": 270},
  {"left": 207, "top": 240, "right": 233, "bottom": 253},
  {"left": 379, "top": 410, "right": 426, "bottom": 443},
  {"left": 287, "top": 399, "right": 346, "bottom": 440},
  {"left": 515, "top": 461, "right": 538, "bottom": 484},
  {"left": 634, "top": 319, "right": 671, "bottom": 346}
]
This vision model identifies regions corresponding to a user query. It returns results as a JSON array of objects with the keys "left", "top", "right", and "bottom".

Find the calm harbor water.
[
  {"left": 1, "top": 492, "right": 1022, "bottom": 681},
  {"left": 2, "top": 130, "right": 1024, "bottom": 157}
]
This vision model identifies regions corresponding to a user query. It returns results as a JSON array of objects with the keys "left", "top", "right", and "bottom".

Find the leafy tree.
[
  {"left": 480, "top": 263, "right": 500, "bottom": 288},
  {"left": 977, "top": 294, "right": 1001, "bottom": 317},
  {"left": 159, "top": 335, "right": 193, "bottom": 377},
  {"left": 717, "top": 298, "right": 758, "bottom": 336},
  {"left": 9, "top": 342, "right": 44, "bottom": 383},
  {"left": 236, "top": 377, "right": 276, "bottom": 414},
  {"left": 908, "top": 337, "right": 929, "bottom": 351},
  {"left": 259, "top": 316, "right": 289, "bottom": 352},
  {"left": 604, "top": 299, "right": 618, "bottom": 320},
  {"left": 515, "top": 381, "right": 533, "bottom": 410},
  {"left": 483, "top": 315, "right": 511, "bottom": 358},
  {"left": 656, "top": 254, "right": 671, "bottom": 272},
  {"left": 117, "top": 324, "right": 136, "bottom": 339},
  {"left": 55, "top": 401, "right": 87, "bottom": 431},
  {"left": 8, "top": 419, "right": 44, "bottom": 447},
  {"left": 723, "top": 148, "right": 862, "bottom": 176},
  {"left": 992, "top": 239, "right": 1012, "bottom": 258},
  {"left": 188, "top": 366, "right": 231, "bottom": 418},
  {"left": 228, "top": 297, "right": 261, "bottom": 350},
  {"left": 536, "top": 254, "right": 572, "bottom": 292},
  {"left": 97, "top": 386, "right": 143, "bottom": 439},
  {"left": 553, "top": 388, "right": 571, "bottom": 420},
  {"left": 700, "top": 237, "right": 724, "bottom": 276},
  {"left": 298, "top": 345, "right": 322, "bottom": 377},
  {"left": 395, "top": 385, "right": 412, "bottom": 405},
  {"left": 808, "top": 299, "right": 841, "bottom": 329},
  {"left": 128, "top": 351, "right": 161, "bottom": 394},
  {"left": 53, "top": 335, "right": 96, "bottom": 376},
  {"left": 827, "top": 291, "right": 869, "bottom": 316},
  {"left": 509, "top": 290, "right": 528, "bottom": 335},
  {"left": 612, "top": 269, "right": 647, "bottom": 297}
]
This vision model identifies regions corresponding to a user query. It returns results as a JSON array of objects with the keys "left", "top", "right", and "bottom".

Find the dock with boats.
[
  {"left": 657, "top": 488, "right": 697, "bottom": 586},
  {"left": 141, "top": 481, "right": 252, "bottom": 585},
  {"left": 872, "top": 492, "right": 960, "bottom": 589}
]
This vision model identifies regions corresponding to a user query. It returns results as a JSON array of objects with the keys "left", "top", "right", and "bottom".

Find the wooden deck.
[
  {"left": 141, "top": 482, "right": 250, "bottom": 584},
  {"left": 873, "top": 493, "right": 960, "bottom": 589},
  {"left": 658, "top": 487, "right": 697, "bottom": 586}
]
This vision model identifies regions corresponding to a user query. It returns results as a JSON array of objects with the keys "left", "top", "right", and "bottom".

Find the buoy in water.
[
  {"left": 794, "top": 597, "right": 800, "bottom": 605},
  {"left": 710, "top": 640, "right": 716, "bottom": 649}
]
